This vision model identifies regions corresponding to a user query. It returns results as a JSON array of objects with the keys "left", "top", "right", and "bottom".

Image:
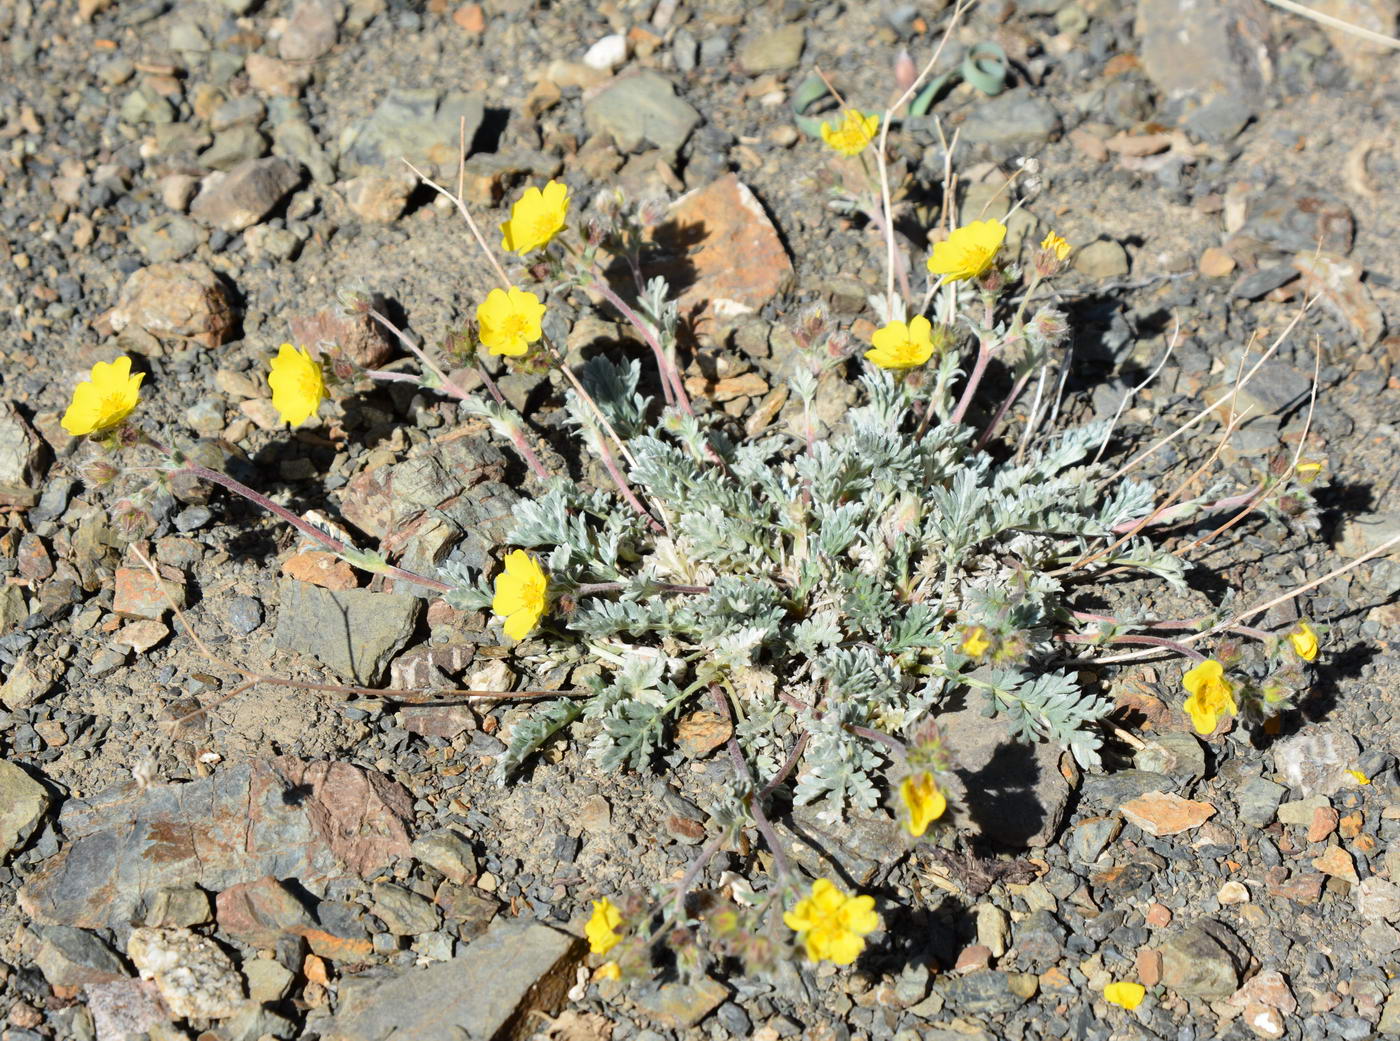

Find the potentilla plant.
[{"left": 59, "top": 5, "right": 1387, "bottom": 981}]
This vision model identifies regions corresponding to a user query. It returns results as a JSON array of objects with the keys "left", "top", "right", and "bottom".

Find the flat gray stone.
[
  {"left": 1160, "top": 921, "right": 1243, "bottom": 998},
  {"left": 326, "top": 918, "right": 583, "bottom": 1041},
  {"left": 958, "top": 89, "right": 1060, "bottom": 151},
  {"left": 371, "top": 883, "right": 439, "bottom": 936},
  {"left": 1136, "top": 0, "right": 1272, "bottom": 108},
  {"left": 190, "top": 157, "right": 302, "bottom": 233},
  {"left": 1273, "top": 727, "right": 1360, "bottom": 796},
  {"left": 341, "top": 88, "right": 484, "bottom": 177},
  {"left": 1236, "top": 776, "right": 1286, "bottom": 827},
  {"left": 274, "top": 581, "right": 421, "bottom": 685},
  {"left": 0, "top": 400, "right": 48, "bottom": 490},
  {"left": 19, "top": 758, "right": 412, "bottom": 929},
  {"left": 940, "top": 971, "right": 1035, "bottom": 1015},
  {"left": 36, "top": 926, "right": 128, "bottom": 987},
  {"left": 130, "top": 214, "right": 204, "bottom": 263},
  {"left": 0, "top": 759, "right": 50, "bottom": 857},
  {"left": 737, "top": 24, "right": 804, "bottom": 73},
  {"left": 583, "top": 71, "right": 701, "bottom": 153},
  {"left": 198, "top": 125, "right": 269, "bottom": 171}
]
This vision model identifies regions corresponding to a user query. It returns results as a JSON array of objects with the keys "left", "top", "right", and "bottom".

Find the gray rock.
[
  {"left": 191, "top": 157, "right": 302, "bottom": 233},
  {"left": 274, "top": 580, "right": 421, "bottom": 685},
  {"left": 583, "top": 71, "right": 702, "bottom": 153},
  {"left": 345, "top": 172, "right": 414, "bottom": 222},
  {"left": 144, "top": 886, "right": 213, "bottom": 928},
  {"left": 1069, "top": 816, "right": 1121, "bottom": 864},
  {"left": 244, "top": 959, "right": 294, "bottom": 1002},
  {"left": 222, "top": 1001, "right": 297, "bottom": 1041},
  {"left": 958, "top": 90, "right": 1060, "bottom": 151},
  {"left": 1276, "top": 794, "right": 1330, "bottom": 826},
  {"left": 36, "top": 926, "right": 128, "bottom": 987},
  {"left": 632, "top": 976, "right": 730, "bottom": 1028},
  {"left": 1159, "top": 921, "right": 1242, "bottom": 998},
  {"left": 1135, "top": 0, "right": 1272, "bottom": 109},
  {"left": 1183, "top": 94, "right": 1255, "bottom": 143},
  {"left": 279, "top": 0, "right": 339, "bottom": 61},
  {"left": 1273, "top": 727, "right": 1360, "bottom": 796},
  {"left": 783, "top": 803, "right": 903, "bottom": 886},
  {"left": 1074, "top": 240, "right": 1130, "bottom": 278},
  {"left": 1355, "top": 877, "right": 1400, "bottom": 922},
  {"left": 1134, "top": 732, "right": 1206, "bottom": 784},
  {"left": 0, "top": 759, "right": 50, "bottom": 857},
  {"left": 226, "top": 595, "right": 264, "bottom": 633},
  {"left": 371, "top": 883, "right": 440, "bottom": 936},
  {"left": 0, "top": 585, "right": 27, "bottom": 633},
  {"left": 244, "top": 225, "right": 302, "bottom": 261},
  {"left": 199, "top": 125, "right": 269, "bottom": 171},
  {"left": 272, "top": 117, "right": 337, "bottom": 184},
  {"left": 1236, "top": 776, "right": 1286, "bottom": 827},
  {"left": 130, "top": 214, "right": 204, "bottom": 263},
  {"left": 1230, "top": 265, "right": 1298, "bottom": 300},
  {"left": 19, "top": 757, "right": 412, "bottom": 929},
  {"left": 938, "top": 702, "right": 1072, "bottom": 849},
  {"left": 342, "top": 88, "right": 484, "bottom": 177},
  {"left": 1013, "top": 909, "right": 1066, "bottom": 970},
  {"left": 326, "top": 919, "right": 583, "bottom": 1040},
  {"left": 737, "top": 24, "right": 805, "bottom": 73},
  {"left": 120, "top": 83, "right": 175, "bottom": 125},
  {"left": 1241, "top": 183, "right": 1354, "bottom": 255},
  {"left": 941, "top": 971, "right": 1034, "bottom": 1015},
  {"left": 210, "top": 95, "right": 267, "bottom": 132},
  {"left": 0, "top": 400, "right": 48, "bottom": 495},
  {"left": 1361, "top": 921, "right": 1400, "bottom": 955},
  {"left": 412, "top": 830, "right": 477, "bottom": 884}
]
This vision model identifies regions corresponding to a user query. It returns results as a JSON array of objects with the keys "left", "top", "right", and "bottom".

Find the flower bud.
[
  {"left": 111, "top": 500, "right": 156, "bottom": 541},
  {"left": 1027, "top": 307, "right": 1069, "bottom": 348},
  {"left": 637, "top": 195, "right": 669, "bottom": 228},
  {"left": 335, "top": 284, "right": 373, "bottom": 316},
  {"left": 78, "top": 457, "right": 121, "bottom": 488}
]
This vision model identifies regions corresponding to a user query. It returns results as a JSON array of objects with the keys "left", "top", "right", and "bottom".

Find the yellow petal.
[{"left": 1104, "top": 981, "right": 1146, "bottom": 1010}]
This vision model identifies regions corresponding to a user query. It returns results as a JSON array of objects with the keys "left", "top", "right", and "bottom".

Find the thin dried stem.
[
  {"left": 402, "top": 158, "right": 513, "bottom": 292},
  {"left": 368, "top": 308, "right": 470, "bottom": 401},
  {"left": 1091, "top": 315, "right": 1180, "bottom": 465}
]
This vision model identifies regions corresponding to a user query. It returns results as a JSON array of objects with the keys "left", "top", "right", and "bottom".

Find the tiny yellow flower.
[
  {"left": 960, "top": 626, "right": 992, "bottom": 658},
  {"left": 783, "top": 878, "right": 879, "bottom": 966},
  {"left": 594, "top": 961, "right": 622, "bottom": 981},
  {"left": 492, "top": 549, "right": 548, "bottom": 641},
  {"left": 1181, "top": 659, "right": 1237, "bottom": 736},
  {"left": 927, "top": 219, "right": 1007, "bottom": 285},
  {"left": 1104, "top": 980, "right": 1146, "bottom": 1010},
  {"left": 1286, "top": 621, "right": 1319, "bottom": 663},
  {"left": 476, "top": 287, "right": 546, "bottom": 357},
  {"left": 61, "top": 356, "right": 145, "bottom": 437},
  {"left": 1040, "top": 230, "right": 1072, "bottom": 261},
  {"left": 584, "top": 897, "right": 624, "bottom": 955},
  {"left": 1347, "top": 769, "right": 1372, "bottom": 786},
  {"left": 267, "top": 343, "right": 326, "bottom": 428},
  {"left": 820, "top": 109, "right": 880, "bottom": 157},
  {"left": 1294, "top": 460, "right": 1324, "bottom": 483},
  {"left": 500, "top": 179, "right": 570, "bottom": 255},
  {"left": 865, "top": 315, "right": 936, "bottom": 370},
  {"left": 900, "top": 772, "right": 946, "bottom": 838}
]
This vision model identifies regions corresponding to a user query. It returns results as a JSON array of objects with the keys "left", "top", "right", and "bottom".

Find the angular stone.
[
  {"left": 941, "top": 970, "right": 1035, "bottom": 1015},
  {"left": 35, "top": 926, "right": 128, "bottom": 987},
  {"left": 325, "top": 919, "right": 583, "bottom": 1040},
  {"left": 246, "top": 53, "right": 313, "bottom": 97},
  {"left": 1277, "top": 795, "right": 1330, "bottom": 826},
  {"left": 737, "top": 24, "right": 804, "bottom": 73},
  {"left": 0, "top": 758, "right": 50, "bottom": 856},
  {"left": 434, "top": 883, "right": 499, "bottom": 941},
  {"left": 412, "top": 831, "right": 477, "bottom": 885},
  {"left": 20, "top": 758, "right": 412, "bottom": 929},
  {"left": 1068, "top": 816, "right": 1121, "bottom": 864},
  {"left": 371, "top": 883, "right": 440, "bottom": 936},
  {"left": 128, "top": 926, "right": 244, "bottom": 1019},
  {"left": 280, "top": 0, "right": 338, "bottom": 61},
  {"left": 1313, "top": 845, "right": 1358, "bottom": 883},
  {"left": 281, "top": 549, "right": 359, "bottom": 590},
  {"left": 1356, "top": 877, "right": 1400, "bottom": 921},
  {"left": 1273, "top": 728, "right": 1360, "bottom": 796},
  {"left": 633, "top": 976, "right": 729, "bottom": 1028},
  {"left": 114, "top": 619, "right": 170, "bottom": 654},
  {"left": 1160, "top": 921, "right": 1243, "bottom": 998},
  {"left": 190, "top": 157, "right": 303, "bottom": 233},
  {"left": 1294, "top": 251, "right": 1385, "bottom": 346},
  {"left": 1236, "top": 777, "right": 1287, "bottom": 827},
  {"left": 644, "top": 174, "right": 792, "bottom": 338},
  {"left": 1241, "top": 183, "right": 1354, "bottom": 255},
  {"left": 342, "top": 88, "right": 484, "bottom": 177},
  {"left": 0, "top": 654, "right": 60, "bottom": 710},
  {"left": 144, "top": 886, "right": 213, "bottom": 928},
  {"left": 1136, "top": 0, "right": 1273, "bottom": 108},
  {"left": 215, "top": 876, "right": 317, "bottom": 947},
  {"left": 109, "top": 261, "right": 236, "bottom": 349},
  {"left": 975, "top": 904, "right": 1010, "bottom": 957},
  {"left": 583, "top": 70, "right": 701, "bottom": 153},
  {"left": 783, "top": 803, "right": 903, "bottom": 886},
  {"left": 345, "top": 172, "right": 414, "bottom": 223},
  {"left": 244, "top": 959, "right": 294, "bottom": 1002},
  {"left": 288, "top": 304, "right": 394, "bottom": 369},
  {"left": 1228, "top": 970, "right": 1297, "bottom": 1014},
  {"left": 1011, "top": 910, "right": 1066, "bottom": 971},
  {"left": 84, "top": 979, "right": 169, "bottom": 1039},
  {"left": 958, "top": 90, "right": 1060, "bottom": 151},
  {"left": 0, "top": 400, "right": 49, "bottom": 495},
  {"left": 274, "top": 580, "right": 422, "bottom": 685},
  {"left": 1119, "top": 791, "right": 1216, "bottom": 836}
]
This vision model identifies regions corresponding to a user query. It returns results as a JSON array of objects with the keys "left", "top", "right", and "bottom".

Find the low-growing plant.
[{"left": 60, "top": 4, "right": 1396, "bottom": 981}]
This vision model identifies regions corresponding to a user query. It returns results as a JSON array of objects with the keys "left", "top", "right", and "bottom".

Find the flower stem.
[
  {"left": 587, "top": 268, "right": 692, "bottom": 415},
  {"left": 712, "top": 684, "right": 791, "bottom": 881},
  {"left": 949, "top": 338, "right": 993, "bottom": 425}
]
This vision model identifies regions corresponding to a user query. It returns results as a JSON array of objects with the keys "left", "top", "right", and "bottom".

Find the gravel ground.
[{"left": 2, "top": 0, "right": 1400, "bottom": 1039}]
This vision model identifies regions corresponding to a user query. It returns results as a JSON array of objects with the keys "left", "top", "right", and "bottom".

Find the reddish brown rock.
[
  {"left": 955, "top": 945, "right": 993, "bottom": 973},
  {"left": 108, "top": 262, "right": 236, "bottom": 350},
  {"left": 1307, "top": 806, "right": 1340, "bottom": 843},
  {"left": 282, "top": 550, "right": 359, "bottom": 591},
  {"left": 288, "top": 305, "right": 393, "bottom": 369},
  {"left": 1312, "top": 845, "right": 1358, "bottom": 883},
  {"left": 1119, "top": 791, "right": 1216, "bottom": 836},
  {"left": 113, "top": 565, "right": 185, "bottom": 620}
]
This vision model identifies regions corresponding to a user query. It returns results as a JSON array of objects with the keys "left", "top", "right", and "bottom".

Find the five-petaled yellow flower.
[
  {"left": 61, "top": 356, "right": 144, "bottom": 437},
  {"left": 865, "top": 315, "right": 936, "bottom": 370},
  {"left": 500, "top": 180, "right": 570, "bottom": 255},
  {"left": 783, "top": 878, "right": 879, "bottom": 966},
  {"left": 961, "top": 626, "right": 992, "bottom": 658},
  {"left": 584, "top": 897, "right": 623, "bottom": 955},
  {"left": 1040, "top": 230, "right": 1071, "bottom": 261},
  {"left": 492, "top": 549, "right": 548, "bottom": 641},
  {"left": 476, "top": 287, "right": 547, "bottom": 357},
  {"left": 1181, "top": 659, "right": 1237, "bottom": 735},
  {"left": 268, "top": 343, "right": 326, "bottom": 428},
  {"left": 1286, "top": 621, "right": 1319, "bottom": 662},
  {"left": 927, "top": 219, "right": 1007, "bottom": 285},
  {"left": 820, "top": 109, "right": 880, "bottom": 157},
  {"left": 900, "top": 772, "right": 946, "bottom": 838},
  {"left": 1104, "top": 981, "right": 1145, "bottom": 1010}
]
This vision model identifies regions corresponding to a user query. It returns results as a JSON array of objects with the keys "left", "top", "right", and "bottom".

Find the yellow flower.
[
  {"left": 492, "top": 549, "right": 548, "bottom": 640},
  {"left": 267, "top": 344, "right": 326, "bottom": 428},
  {"left": 820, "top": 109, "right": 880, "bottom": 157},
  {"left": 1295, "top": 460, "right": 1324, "bottom": 483},
  {"left": 1347, "top": 769, "right": 1371, "bottom": 786},
  {"left": 500, "top": 180, "right": 570, "bottom": 255},
  {"left": 927, "top": 219, "right": 1007, "bottom": 285},
  {"left": 476, "top": 287, "right": 546, "bottom": 357},
  {"left": 1286, "top": 621, "right": 1319, "bottom": 662},
  {"left": 960, "top": 626, "right": 992, "bottom": 658},
  {"left": 585, "top": 897, "right": 623, "bottom": 955},
  {"left": 1104, "top": 981, "right": 1146, "bottom": 1010},
  {"left": 594, "top": 961, "right": 622, "bottom": 981},
  {"left": 1181, "top": 659, "right": 1237, "bottom": 736},
  {"left": 900, "top": 772, "right": 946, "bottom": 838},
  {"left": 1040, "top": 230, "right": 1072, "bottom": 261},
  {"left": 61, "top": 356, "right": 144, "bottom": 437},
  {"left": 865, "top": 315, "right": 936, "bottom": 370},
  {"left": 783, "top": 879, "right": 879, "bottom": 966}
]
